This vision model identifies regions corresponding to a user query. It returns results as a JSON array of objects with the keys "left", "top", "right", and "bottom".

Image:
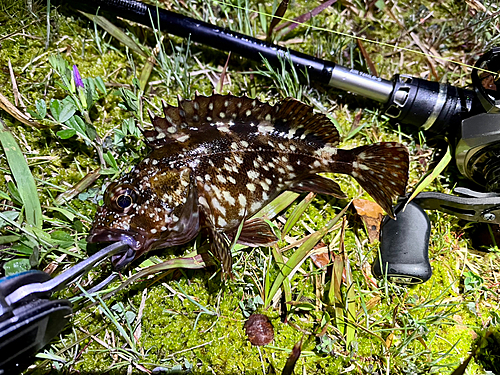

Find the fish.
[{"left": 87, "top": 94, "right": 409, "bottom": 276}]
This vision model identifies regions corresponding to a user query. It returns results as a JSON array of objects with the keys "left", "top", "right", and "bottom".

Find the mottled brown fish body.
[{"left": 88, "top": 94, "right": 409, "bottom": 274}]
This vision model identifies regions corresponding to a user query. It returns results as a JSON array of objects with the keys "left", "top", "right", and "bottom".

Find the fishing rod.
[
  {"left": 69, "top": 0, "right": 483, "bottom": 134},
  {"left": 59, "top": 0, "right": 500, "bottom": 284}
]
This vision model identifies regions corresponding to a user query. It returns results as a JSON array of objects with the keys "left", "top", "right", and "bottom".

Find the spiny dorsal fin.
[
  {"left": 273, "top": 97, "right": 340, "bottom": 146},
  {"left": 142, "top": 94, "right": 340, "bottom": 150},
  {"left": 143, "top": 94, "right": 276, "bottom": 149}
]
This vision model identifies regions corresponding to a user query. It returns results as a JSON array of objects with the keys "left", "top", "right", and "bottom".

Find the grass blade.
[
  {"left": 282, "top": 192, "right": 315, "bottom": 236},
  {"left": 0, "top": 118, "right": 42, "bottom": 228},
  {"left": 407, "top": 145, "right": 452, "bottom": 205},
  {"left": 255, "top": 191, "right": 300, "bottom": 220},
  {"left": 265, "top": 203, "right": 350, "bottom": 308},
  {"left": 79, "top": 11, "right": 148, "bottom": 57}
]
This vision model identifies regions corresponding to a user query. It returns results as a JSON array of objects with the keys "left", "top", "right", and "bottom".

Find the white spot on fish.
[
  {"left": 212, "top": 197, "right": 226, "bottom": 215},
  {"left": 241, "top": 140, "right": 249, "bottom": 147},
  {"left": 223, "top": 191, "right": 235, "bottom": 205},
  {"left": 247, "top": 170, "right": 260, "bottom": 179},
  {"left": 198, "top": 196, "right": 209, "bottom": 208},
  {"left": 151, "top": 228, "right": 157, "bottom": 234},
  {"left": 238, "top": 193, "right": 247, "bottom": 206},
  {"left": 217, "top": 175, "right": 227, "bottom": 183},
  {"left": 246, "top": 183, "right": 256, "bottom": 192},
  {"left": 218, "top": 217, "right": 227, "bottom": 226},
  {"left": 167, "top": 126, "right": 176, "bottom": 133},
  {"left": 209, "top": 103, "right": 214, "bottom": 110}
]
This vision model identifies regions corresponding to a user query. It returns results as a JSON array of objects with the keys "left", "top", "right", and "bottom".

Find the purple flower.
[{"left": 73, "top": 65, "right": 84, "bottom": 89}]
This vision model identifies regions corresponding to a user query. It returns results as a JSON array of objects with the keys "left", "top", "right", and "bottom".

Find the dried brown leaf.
[{"left": 353, "top": 199, "right": 384, "bottom": 243}]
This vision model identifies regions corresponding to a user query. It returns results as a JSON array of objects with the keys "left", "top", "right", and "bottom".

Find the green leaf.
[
  {"left": 95, "top": 76, "right": 107, "bottom": 95},
  {"left": 49, "top": 99, "right": 61, "bottom": 120},
  {"left": 103, "top": 151, "right": 118, "bottom": 170},
  {"left": 7, "top": 181, "right": 23, "bottom": 205},
  {"left": 35, "top": 99, "right": 47, "bottom": 119},
  {"left": 0, "top": 211, "right": 20, "bottom": 228},
  {"left": 26, "top": 109, "right": 43, "bottom": 120},
  {"left": 0, "top": 119, "right": 42, "bottom": 228},
  {"left": 117, "top": 88, "right": 139, "bottom": 113},
  {"left": 58, "top": 97, "right": 77, "bottom": 123},
  {"left": 407, "top": 145, "right": 452, "bottom": 205},
  {"left": 48, "top": 55, "right": 72, "bottom": 91},
  {"left": 85, "top": 123, "right": 98, "bottom": 141},
  {"left": 0, "top": 235, "right": 20, "bottom": 244},
  {"left": 65, "top": 115, "right": 91, "bottom": 142},
  {"left": 57, "top": 128, "right": 76, "bottom": 139},
  {"left": 3, "top": 258, "right": 31, "bottom": 276}
]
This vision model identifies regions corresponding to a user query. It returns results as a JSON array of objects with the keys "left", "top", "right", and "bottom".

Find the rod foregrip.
[{"left": 372, "top": 201, "right": 432, "bottom": 284}]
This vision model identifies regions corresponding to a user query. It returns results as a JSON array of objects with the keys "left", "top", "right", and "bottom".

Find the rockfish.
[{"left": 88, "top": 94, "right": 409, "bottom": 275}]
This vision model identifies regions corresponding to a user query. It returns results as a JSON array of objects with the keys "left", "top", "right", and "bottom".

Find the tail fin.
[{"left": 347, "top": 142, "right": 409, "bottom": 218}]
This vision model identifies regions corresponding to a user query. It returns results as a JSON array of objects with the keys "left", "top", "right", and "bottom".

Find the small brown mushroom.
[{"left": 244, "top": 314, "right": 274, "bottom": 346}]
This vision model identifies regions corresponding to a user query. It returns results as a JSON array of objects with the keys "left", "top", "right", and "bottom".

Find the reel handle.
[{"left": 372, "top": 201, "right": 432, "bottom": 284}]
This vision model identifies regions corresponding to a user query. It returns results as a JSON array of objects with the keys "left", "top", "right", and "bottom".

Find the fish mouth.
[{"left": 87, "top": 228, "right": 150, "bottom": 270}]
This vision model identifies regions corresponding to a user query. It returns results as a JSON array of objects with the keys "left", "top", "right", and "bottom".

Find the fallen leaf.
[
  {"left": 353, "top": 199, "right": 384, "bottom": 243},
  {"left": 310, "top": 242, "right": 330, "bottom": 268}
]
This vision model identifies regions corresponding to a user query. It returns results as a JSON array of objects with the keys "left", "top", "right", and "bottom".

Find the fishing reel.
[{"left": 373, "top": 47, "right": 500, "bottom": 284}]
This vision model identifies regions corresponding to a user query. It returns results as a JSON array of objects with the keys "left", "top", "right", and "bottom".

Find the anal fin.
[{"left": 291, "top": 175, "right": 347, "bottom": 199}]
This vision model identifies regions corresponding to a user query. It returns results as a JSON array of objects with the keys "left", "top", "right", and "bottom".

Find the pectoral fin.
[
  {"left": 209, "top": 228, "right": 234, "bottom": 279},
  {"left": 235, "top": 217, "right": 279, "bottom": 247},
  {"left": 292, "top": 175, "right": 347, "bottom": 198}
]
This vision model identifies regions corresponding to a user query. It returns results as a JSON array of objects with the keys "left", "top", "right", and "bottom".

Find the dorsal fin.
[
  {"left": 142, "top": 94, "right": 340, "bottom": 151},
  {"left": 142, "top": 94, "right": 275, "bottom": 149},
  {"left": 273, "top": 98, "right": 340, "bottom": 146}
]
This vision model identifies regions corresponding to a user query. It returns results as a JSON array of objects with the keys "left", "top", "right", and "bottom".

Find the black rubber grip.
[{"left": 372, "top": 201, "right": 432, "bottom": 284}]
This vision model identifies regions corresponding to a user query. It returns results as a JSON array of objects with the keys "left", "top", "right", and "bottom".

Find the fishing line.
[{"left": 212, "top": 0, "right": 496, "bottom": 75}]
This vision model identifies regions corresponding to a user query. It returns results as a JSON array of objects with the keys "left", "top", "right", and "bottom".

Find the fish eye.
[
  {"left": 116, "top": 194, "right": 133, "bottom": 209},
  {"left": 107, "top": 184, "right": 138, "bottom": 213}
]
